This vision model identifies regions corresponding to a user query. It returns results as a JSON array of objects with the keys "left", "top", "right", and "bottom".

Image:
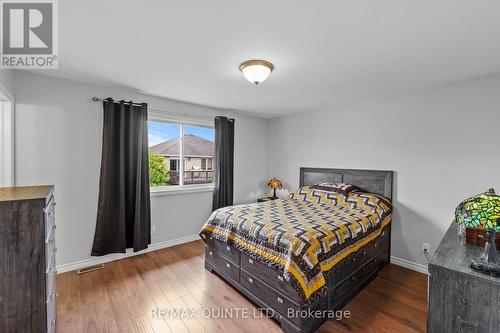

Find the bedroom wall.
[
  {"left": 13, "top": 71, "right": 269, "bottom": 269},
  {"left": 268, "top": 73, "right": 500, "bottom": 270},
  {"left": 0, "top": 70, "right": 14, "bottom": 95}
]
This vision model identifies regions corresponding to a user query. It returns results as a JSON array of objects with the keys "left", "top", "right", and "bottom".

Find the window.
[
  {"left": 148, "top": 120, "right": 215, "bottom": 190},
  {"left": 169, "top": 159, "right": 178, "bottom": 171}
]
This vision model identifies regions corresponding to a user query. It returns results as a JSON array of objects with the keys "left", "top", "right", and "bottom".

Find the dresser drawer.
[
  {"left": 205, "top": 246, "right": 240, "bottom": 282},
  {"left": 44, "top": 196, "right": 56, "bottom": 236},
  {"left": 46, "top": 264, "right": 56, "bottom": 300},
  {"left": 46, "top": 293, "right": 56, "bottom": 333},
  {"left": 241, "top": 269, "right": 300, "bottom": 325},
  {"left": 241, "top": 253, "right": 301, "bottom": 303},
  {"left": 46, "top": 227, "right": 56, "bottom": 266},
  {"left": 46, "top": 247, "right": 56, "bottom": 275},
  {"left": 204, "top": 236, "right": 240, "bottom": 264}
]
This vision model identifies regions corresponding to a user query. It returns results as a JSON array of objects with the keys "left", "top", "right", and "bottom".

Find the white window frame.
[{"left": 148, "top": 112, "right": 215, "bottom": 196}]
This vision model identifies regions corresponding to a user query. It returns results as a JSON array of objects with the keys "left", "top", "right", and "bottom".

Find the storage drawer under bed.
[
  {"left": 329, "top": 251, "right": 385, "bottom": 309},
  {"left": 241, "top": 253, "right": 301, "bottom": 303},
  {"left": 240, "top": 269, "right": 301, "bottom": 326},
  {"left": 327, "top": 225, "right": 390, "bottom": 286},
  {"left": 204, "top": 236, "right": 240, "bottom": 264},
  {"left": 205, "top": 245, "right": 240, "bottom": 282}
]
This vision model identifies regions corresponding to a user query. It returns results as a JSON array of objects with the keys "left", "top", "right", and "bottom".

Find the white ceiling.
[{"left": 43, "top": 0, "right": 500, "bottom": 117}]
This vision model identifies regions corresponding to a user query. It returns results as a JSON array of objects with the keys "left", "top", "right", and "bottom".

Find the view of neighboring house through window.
[{"left": 148, "top": 120, "right": 215, "bottom": 188}]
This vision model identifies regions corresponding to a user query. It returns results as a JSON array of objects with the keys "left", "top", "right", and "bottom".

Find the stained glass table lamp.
[
  {"left": 455, "top": 188, "right": 500, "bottom": 230},
  {"left": 267, "top": 178, "right": 282, "bottom": 199},
  {"left": 455, "top": 188, "right": 500, "bottom": 276}
]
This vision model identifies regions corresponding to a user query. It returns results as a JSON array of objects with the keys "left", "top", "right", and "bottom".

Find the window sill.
[{"left": 150, "top": 185, "right": 214, "bottom": 197}]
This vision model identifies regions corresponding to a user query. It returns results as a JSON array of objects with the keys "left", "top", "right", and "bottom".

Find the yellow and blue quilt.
[{"left": 200, "top": 186, "right": 392, "bottom": 301}]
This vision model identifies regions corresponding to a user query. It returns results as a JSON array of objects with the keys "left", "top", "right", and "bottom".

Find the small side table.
[{"left": 257, "top": 196, "right": 279, "bottom": 203}]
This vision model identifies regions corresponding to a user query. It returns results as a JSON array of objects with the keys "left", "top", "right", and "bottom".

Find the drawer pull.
[
  {"left": 226, "top": 246, "right": 231, "bottom": 252},
  {"left": 351, "top": 275, "right": 357, "bottom": 281},
  {"left": 277, "top": 297, "right": 283, "bottom": 304},
  {"left": 248, "top": 277, "right": 254, "bottom": 284},
  {"left": 248, "top": 258, "right": 253, "bottom": 264},
  {"left": 277, "top": 275, "right": 284, "bottom": 281},
  {"left": 226, "top": 263, "right": 230, "bottom": 268}
]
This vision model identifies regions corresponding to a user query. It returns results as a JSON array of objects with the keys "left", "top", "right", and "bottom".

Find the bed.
[{"left": 200, "top": 167, "right": 393, "bottom": 333}]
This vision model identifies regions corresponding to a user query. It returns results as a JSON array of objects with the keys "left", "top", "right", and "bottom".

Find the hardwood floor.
[{"left": 56, "top": 240, "right": 428, "bottom": 333}]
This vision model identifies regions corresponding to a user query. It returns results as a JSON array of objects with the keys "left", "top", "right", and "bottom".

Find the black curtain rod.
[
  {"left": 91, "top": 97, "right": 233, "bottom": 121},
  {"left": 91, "top": 97, "right": 145, "bottom": 107}
]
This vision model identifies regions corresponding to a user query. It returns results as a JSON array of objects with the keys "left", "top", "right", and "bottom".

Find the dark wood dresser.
[
  {"left": 0, "top": 186, "right": 56, "bottom": 333},
  {"left": 428, "top": 222, "right": 500, "bottom": 333}
]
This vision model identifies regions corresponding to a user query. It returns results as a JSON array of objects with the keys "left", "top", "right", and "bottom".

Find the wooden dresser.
[
  {"left": 0, "top": 186, "right": 56, "bottom": 333},
  {"left": 428, "top": 222, "right": 500, "bottom": 333}
]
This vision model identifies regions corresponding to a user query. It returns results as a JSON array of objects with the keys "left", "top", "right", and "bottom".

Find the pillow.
[
  {"left": 310, "top": 182, "right": 358, "bottom": 196},
  {"left": 290, "top": 186, "right": 346, "bottom": 206},
  {"left": 346, "top": 192, "right": 393, "bottom": 218}
]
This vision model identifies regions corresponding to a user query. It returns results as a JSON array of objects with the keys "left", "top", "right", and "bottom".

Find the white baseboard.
[
  {"left": 56, "top": 234, "right": 200, "bottom": 274},
  {"left": 57, "top": 235, "right": 429, "bottom": 276},
  {"left": 390, "top": 256, "right": 429, "bottom": 275}
]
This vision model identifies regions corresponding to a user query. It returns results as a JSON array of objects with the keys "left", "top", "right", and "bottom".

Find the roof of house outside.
[{"left": 150, "top": 134, "right": 214, "bottom": 157}]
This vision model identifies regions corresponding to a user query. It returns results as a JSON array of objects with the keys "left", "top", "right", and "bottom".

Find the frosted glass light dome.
[{"left": 239, "top": 60, "right": 274, "bottom": 85}]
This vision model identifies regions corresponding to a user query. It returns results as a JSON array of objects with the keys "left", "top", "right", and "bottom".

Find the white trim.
[
  {"left": 57, "top": 237, "right": 430, "bottom": 276},
  {"left": 56, "top": 234, "right": 200, "bottom": 274},
  {"left": 148, "top": 109, "right": 214, "bottom": 127},
  {"left": 179, "top": 124, "right": 184, "bottom": 186},
  {"left": 390, "top": 255, "right": 429, "bottom": 275},
  {"left": 0, "top": 82, "right": 14, "bottom": 187},
  {"left": 150, "top": 184, "right": 214, "bottom": 197}
]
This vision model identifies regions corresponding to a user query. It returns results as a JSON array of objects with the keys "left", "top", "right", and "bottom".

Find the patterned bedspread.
[{"left": 200, "top": 187, "right": 392, "bottom": 302}]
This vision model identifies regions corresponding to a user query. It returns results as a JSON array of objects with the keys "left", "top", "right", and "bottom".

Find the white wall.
[
  {"left": 13, "top": 71, "right": 268, "bottom": 267},
  {"left": 0, "top": 70, "right": 14, "bottom": 95},
  {"left": 268, "top": 74, "right": 500, "bottom": 267}
]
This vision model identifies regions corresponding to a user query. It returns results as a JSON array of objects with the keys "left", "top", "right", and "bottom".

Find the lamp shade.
[
  {"left": 455, "top": 189, "right": 500, "bottom": 230},
  {"left": 267, "top": 178, "right": 282, "bottom": 189}
]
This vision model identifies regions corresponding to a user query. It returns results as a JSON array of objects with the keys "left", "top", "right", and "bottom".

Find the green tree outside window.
[{"left": 149, "top": 153, "right": 169, "bottom": 187}]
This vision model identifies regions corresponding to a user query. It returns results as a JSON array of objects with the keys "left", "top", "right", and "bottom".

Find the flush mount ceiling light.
[{"left": 239, "top": 59, "right": 274, "bottom": 85}]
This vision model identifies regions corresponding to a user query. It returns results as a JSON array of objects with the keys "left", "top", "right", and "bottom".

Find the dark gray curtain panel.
[
  {"left": 212, "top": 116, "right": 235, "bottom": 211},
  {"left": 92, "top": 98, "right": 151, "bottom": 256}
]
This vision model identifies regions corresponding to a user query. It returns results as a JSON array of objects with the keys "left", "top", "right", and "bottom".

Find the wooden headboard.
[{"left": 299, "top": 167, "right": 393, "bottom": 201}]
